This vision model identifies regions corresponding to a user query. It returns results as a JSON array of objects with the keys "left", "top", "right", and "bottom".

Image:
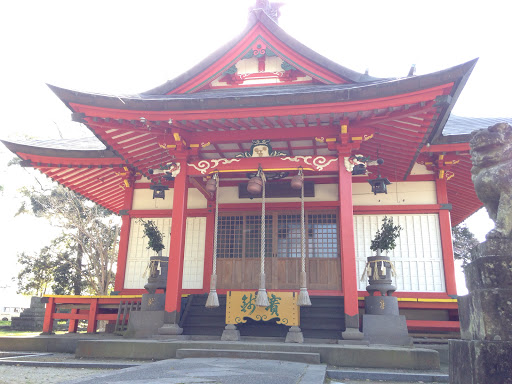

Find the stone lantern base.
[{"left": 363, "top": 295, "right": 412, "bottom": 346}]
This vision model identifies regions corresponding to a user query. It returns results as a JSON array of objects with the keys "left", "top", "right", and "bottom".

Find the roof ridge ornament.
[{"left": 250, "top": 0, "right": 283, "bottom": 23}]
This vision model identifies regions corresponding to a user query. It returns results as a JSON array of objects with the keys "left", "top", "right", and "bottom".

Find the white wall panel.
[
  {"left": 124, "top": 218, "right": 172, "bottom": 289},
  {"left": 354, "top": 214, "right": 445, "bottom": 292},
  {"left": 124, "top": 217, "right": 206, "bottom": 290},
  {"left": 352, "top": 181, "right": 437, "bottom": 205},
  {"left": 182, "top": 217, "right": 206, "bottom": 289},
  {"left": 132, "top": 189, "right": 207, "bottom": 210}
]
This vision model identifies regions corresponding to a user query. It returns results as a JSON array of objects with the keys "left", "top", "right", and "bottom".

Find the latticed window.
[{"left": 217, "top": 210, "right": 339, "bottom": 259}]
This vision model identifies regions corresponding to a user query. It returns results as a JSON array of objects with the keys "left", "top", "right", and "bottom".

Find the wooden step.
[{"left": 175, "top": 348, "right": 321, "bottom": 364}]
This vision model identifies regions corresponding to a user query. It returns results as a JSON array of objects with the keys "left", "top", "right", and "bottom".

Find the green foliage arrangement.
[
  {"left": 370, "top": 216, "right": 402, "bottom": 253},
  {"left": 139, "top": 219, "right": 165, "bottom": 254}
]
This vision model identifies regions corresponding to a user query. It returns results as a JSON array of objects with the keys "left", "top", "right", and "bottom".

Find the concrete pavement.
[{"left": 63, "top": 357, "right": 327, "bottom": 384}]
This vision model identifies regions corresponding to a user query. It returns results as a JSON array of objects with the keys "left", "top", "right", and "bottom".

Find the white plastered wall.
[
  {"left": 218, "top": 184, "right": 338, "bottom": 204},
  {"left": 124, "top": 217, "right": 206, "bottom": 289},
  {"left": 354, "top": 214, "right": 445, "bottom": 292},
  {"left": 352, "top": 181, "right": 437, "bottom": 206},
  {"left": 131, "top": 188, "right": 207, "bottom": 210}
]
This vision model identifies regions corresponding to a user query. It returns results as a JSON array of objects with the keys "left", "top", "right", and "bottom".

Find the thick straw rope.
[
  {"left": 298, "top": 170, "right": 312, "bottom": 306},
  {"left": 205, "top": 173, "right": 220, "bottom": 308},
  {"left": 256, "top": 170, "right": 269, "bottom": 307}
]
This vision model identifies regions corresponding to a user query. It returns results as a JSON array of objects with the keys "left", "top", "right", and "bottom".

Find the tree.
[
  {"left": 452, "top": 224, "right": 479, "bottom": 267},
  {"left": 17, "top": 250, "right": 54, "bottom": 296},
  {"left": 370, "top": 216, "right": 402, "bottom": 255},
  {"left": 17, "top": 185, "right": 120, "bottom": 295}
]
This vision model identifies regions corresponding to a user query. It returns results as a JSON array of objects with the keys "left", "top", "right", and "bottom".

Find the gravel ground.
[
  {"left": 0, "top": 366, "right": 108, "bottom": 384},
  {"left": 0, "top": 353, "right": 149, "bottom": 384}
]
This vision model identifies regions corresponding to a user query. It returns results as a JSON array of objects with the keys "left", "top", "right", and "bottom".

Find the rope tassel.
[
  {"left": 206, "top": 173, "right": 220, "bottom": 308},
  {"left": 256, "top": 274, "right": 270, "bottom": 307},
  {"left": 205, "top": 274, "right": 219, "bottom": 308}
]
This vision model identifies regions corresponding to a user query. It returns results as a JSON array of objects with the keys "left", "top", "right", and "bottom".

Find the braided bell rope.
[
  {"left": 205, "top": 173, "right": 220, "bottom": 308},
  {"left": 297, "top": 169, "right": 311, "bottom": 306},
  {"left": 256, "top": 169, "right": 269, "bottom": 307}
]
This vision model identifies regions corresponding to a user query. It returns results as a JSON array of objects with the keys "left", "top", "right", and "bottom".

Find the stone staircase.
[
  {"left": 175, "top": 348, "right": 321, "bottom": 364},
  {"left": 11, "top": 297, "right": 46, "bottom": 332},
  {"left": 180, "top": 294, "right": 345, "bottom": 340}
]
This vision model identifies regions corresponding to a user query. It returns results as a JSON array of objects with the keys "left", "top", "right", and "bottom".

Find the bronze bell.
[
  {"left": 247, "top": 176, "right": 263, "bottom": 194},
  {"left": 205, "top": 177, "right": 217, "bottom": 193},
  {"left": 290, "top": 174, "right": 303, "bottom": 190}
]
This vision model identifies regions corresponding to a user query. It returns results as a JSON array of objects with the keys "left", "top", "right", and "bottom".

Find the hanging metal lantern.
[
  {"left": 205, "top": 177, "right": 217, "bottom": 193},
  {"left": 368, "top": 175, "right": 391, "bottom": 195},
  {"left": 150, "top": 182, "right": 169, "bottom": 199}
]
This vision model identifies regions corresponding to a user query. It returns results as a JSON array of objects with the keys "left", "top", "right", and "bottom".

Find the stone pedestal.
[
  {"left": 285, "top": 326, "right": 304, "bottom": 343},
  {"left": 361, "top": 257, "right": 412, "bottom": 346},
  {"left": 363, "top": 296, "right": 412, "bottom": 346},
  {"left": 450, "top": 238, "right": 512, "bottom": 383},
  {"left": 363, "top": 314, "right": 413, "bottom": 346},
  {"left": 221, "top": 324, "right": 240, "bottom": 341},
  {"left": 124, "top": 311, "right": 164, "bottom": 338},
  {"left": 340, "top": 313, "right": 364, "bottom": 342},
  {"left": 158, "top": 311, "right": 183, "bottom": 336},
  {"left": 157, "top": 323, "right": 184, "bottom": 336},
  {"left": 141, "top": 293, "right": 165, "bottom": 311}
]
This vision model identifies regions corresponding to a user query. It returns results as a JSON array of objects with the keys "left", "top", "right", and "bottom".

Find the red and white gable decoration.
[{"left": 168, "top": 20, "right": 350, "bottom": 94}]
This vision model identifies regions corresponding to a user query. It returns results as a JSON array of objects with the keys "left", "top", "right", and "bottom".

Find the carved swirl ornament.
[
  {"left": 188, "top": 158, "right": 241, "bottom": 174},
  {"left": 281, "top": 156, "right": 338, "bottom": 171}
]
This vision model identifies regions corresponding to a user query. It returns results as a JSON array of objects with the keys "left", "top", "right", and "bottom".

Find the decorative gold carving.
[
  {"left": 188, "top": 158, "right": 241, "bottom": 175},
  {"left": 225, "top": 291, "right": 299, "bottom": 327},
  {"left": 281, "top": 156, "right": 338, "bottom": 172}
]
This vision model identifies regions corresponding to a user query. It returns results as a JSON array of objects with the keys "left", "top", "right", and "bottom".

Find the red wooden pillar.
[
  {"left": 68, "top": 308, "right": 79, "bottom": 333},
  {"left": 87, "top": 298, "right": 98, "bottom": 333},
  {"left": 436, "top": 178, "right": 457, "bottom": 295},
  {"left": 161, "top": 158, "right": 189, "bottom": 333},
  {"left": 42, "top": 297, "right": 56, "bottom": 334},
  {"left": 338, "top": 156, "right": 364, "bottom": 339},
  {"left": 114, "top": 183, "right": 134, "bottom": 292}
]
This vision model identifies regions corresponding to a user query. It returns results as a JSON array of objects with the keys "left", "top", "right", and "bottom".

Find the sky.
[{"left": 0, "top": 0, "right": 507, "bottom": 300}]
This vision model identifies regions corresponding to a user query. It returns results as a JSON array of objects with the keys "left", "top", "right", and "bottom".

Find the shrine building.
[{"left": 2, "top": 3, "right": 484, "bottom": 339}]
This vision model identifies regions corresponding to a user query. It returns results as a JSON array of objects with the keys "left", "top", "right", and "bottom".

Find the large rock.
[
  {"left": 470, "top": 123, "right": 512, "bottom": 239},
  {"left": 450, "top": 123, "right": 512, "bottom": 383}
]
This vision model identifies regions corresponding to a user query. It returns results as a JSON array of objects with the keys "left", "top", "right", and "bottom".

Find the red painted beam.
[{"left": 421, "top": 143, "right": 470, "bottom": 153}]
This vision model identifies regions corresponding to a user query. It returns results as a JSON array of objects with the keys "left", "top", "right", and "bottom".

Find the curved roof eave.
[
  {"left": 142, "top": 9, "right": 384, "bottom": 95},
  {"left": 1, "top": 139, "right": 121, "bottom": 160},
  {"left": 47, "top": 58, "right": 478, "bottom": 113}
]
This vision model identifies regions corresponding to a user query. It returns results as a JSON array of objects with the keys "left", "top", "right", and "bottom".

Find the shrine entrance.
[{"left": 216, "top": 210, "right": 341, "bottom": 291}]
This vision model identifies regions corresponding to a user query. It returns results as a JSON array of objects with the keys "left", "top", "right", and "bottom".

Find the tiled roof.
[
  {"left": 443, "top": 115, "right": 512, "bottom": 135},
  {"left": 7, "top": 136, "right": 105, "bottom": 151}
]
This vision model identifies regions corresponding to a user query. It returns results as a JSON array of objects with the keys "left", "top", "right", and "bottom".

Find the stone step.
[{"left": 175, "top": 348, "right": 321, "bottom": 364}]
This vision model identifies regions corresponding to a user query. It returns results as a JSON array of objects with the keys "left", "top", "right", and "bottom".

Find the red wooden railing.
[
  {"left": 42, "top": 295, "right": 142, "bottom": 333},
  {"left": 358, "top": 296, "right": 460, "bottom": 332}
]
